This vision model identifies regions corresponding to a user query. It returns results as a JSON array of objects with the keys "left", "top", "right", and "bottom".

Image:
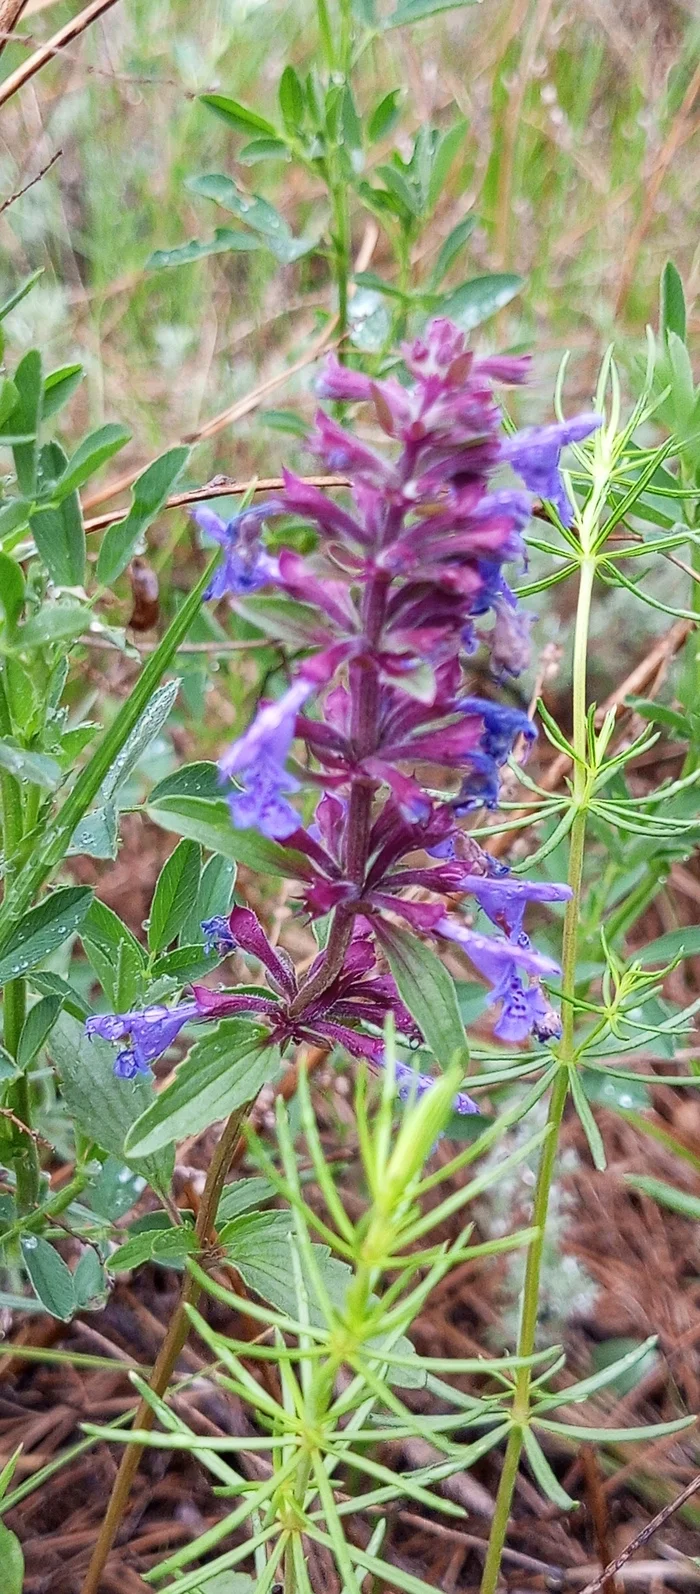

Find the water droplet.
[{"left": 23, "top": 1235, "right": 38, "bottom": 1250}]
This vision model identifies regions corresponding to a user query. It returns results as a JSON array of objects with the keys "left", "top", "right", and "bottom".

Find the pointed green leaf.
[
  {"left": 55, "top": 422, "right": 130, "bottom": 497},
  {"left": 101, "top": 676, "right": 180, "bottom": 802},
  {"left": 148, "top": 229, "right": 258, "bottom": 270},
  {"left": 534, "top": 1336, "right": 658, "bottom": 1412},
  {"left": 17, "top": 995, "right": 62, "bottom": 1071},
  {"left": 148, "top": 839, "right": 201, "bottom": 954},
  {"left": 624, "top": 1174, "right": 700, "bottom": 1221},
  {"left": 124, "top": 1022, "right": 279, "bottom": 1158},
  {"left": 21, "top": 1235, "right": 75, "bottom": 1321},
  {"left": 146, "top": 794, "right": 312, "bottom": 878},
  {"left": 440, "top": 272, "right": 523, "bottom": 330},
  {"left": 522, "top": 1427, "right": 577, "bottom": 1510},
  {"left": 569, "top": 1068, "right": 606, "bottom": 1170},
  {"left": 0, "top": 1520, "right": 24, "bottom": 1591},
  {"left": 31, "top": 490, "right": 86, "bottom": 587},
  {"left": 42, "top": 362, "right": 84, "bottom": 420},
  {"left": 3, "top": 349, "right": 42, "bottom": 495},
  {"left": 0, "top": 886, "right": 93, "bottom": 986},
  {"left": 200, "top": 94, "right": 279, "bottom": 137},
  {"left": 96, "top": 445, "right": 190, "bottom": 585},
  {"left": 376, "top": 920, "right": 467, "bottom": 1066},
  {"left": 660, "top": 261, "right": 686, "bottom": 344}
]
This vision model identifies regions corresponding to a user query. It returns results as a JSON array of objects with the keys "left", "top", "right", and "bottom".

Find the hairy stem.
[
  {"left": 80, "top": 1105, "right": 247, "bottom": 1594},
  {"left": 0, "top": 673, "right": 39, "bottom": 1210},
  {"left": 479, "top": 554, "right": 595, "bottom": 1594}
]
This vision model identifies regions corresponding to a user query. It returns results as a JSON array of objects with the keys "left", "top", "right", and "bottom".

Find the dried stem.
[{"left": 0, "top": 0, "right": 122, "bottom": 109}]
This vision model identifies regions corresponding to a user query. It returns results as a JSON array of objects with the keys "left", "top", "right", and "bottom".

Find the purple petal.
[{"left": 502, "top": 414, "right": 601, "bottom": 526}]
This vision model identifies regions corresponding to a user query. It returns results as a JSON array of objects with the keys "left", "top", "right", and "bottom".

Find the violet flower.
[
  {"left": 86, "top": 1003, "right": 200, "bottom": 1079},
  {"left": 219, "top": 678, "right": 314, "bottom": 839},
  {"left": 502, "top": 415, "right": 600, "bottom": 527},
  {"left": 436, "top": 919, "right": 562, "bottom": 1045},
  {"left": 193, "top": 503, "right": 281, "bottom": 599}
]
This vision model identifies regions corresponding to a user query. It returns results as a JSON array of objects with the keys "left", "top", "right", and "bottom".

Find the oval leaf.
[
  {"left": 375, "top": 920, "right": 467, "bottom": 1067},
  {"left": 0, "top": 886, "right": 93, "bottom": 986},
  {"left": 124, "top": 1022, "right": 279, "bottom": 1157}
]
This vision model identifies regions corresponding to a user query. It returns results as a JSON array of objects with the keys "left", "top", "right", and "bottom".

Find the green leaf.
[
  {"left": 21, "top": 1235, "right": 75, "bottom": 1320},
  {"left": 426, "top": 119, "right": 467, "bottom": 211},
  {"left": 368, "top": 88, "right": 403, "bottom": 142},
  {"left": 18, "top": 601, "right": 91, "bottom": 649},
  {"left": 216, "top": 1175, "right": 275, "bottom": 1224},
  {"left": 430, "top": 214, "right": 476, "bottom": 287},
  {"left": 0, "top": 886, "right": 93, "bottom": 986},
  {"left": 0, "top": 555, "right": 24, "bottom": 629},
  {"left": 30, "top": 969, "right": 90, "bottom": 1022},
  {"left": 101, "top": 676, "right": 180, "bottom": 802},
  {"left": 49, "top": 1013, "right": 174, "bottom": 1190},
  {"left": 17, "top": 995, "right": 62, "bottom": 1071},
  {"left": 125, "top": 1022, "right": 278, "bottom": 1158},
  {"left": 148, "top": 839, "right": 202, "bottom": 954},
  {"left": 376, "top": 921, "right": 467, "bottom": 1066},
  {"left": 181, "top": 852, "right": 236, "bottom": 946},
  {"left": 88, "top": 1157, "right": 146, "bottom": 1220},
  {"left": 221, "top": 1211, "right": 350, "bottom": 1325},
  {"left": 67, "top": 803, "right": 119, "bottom": 861},
  {"left": 73, "top": 1245, "right": 107, "bottom": 1308},
  {"left": 279, "top": 65, "right": 305, "bottom": 130},
  {"left": 146, "top": 795, "right": 312, "bottom": 878},
  {"left": 30, "top": 490, "right": 86, "bottom": 588},
  {"left": 149, "top": 761, "right": 222, "bottom": 803},
  {"left": 2, "top": 349, "right": 42, "bottom": 496},
  {"left": 660, "top": 260, "right": 686, "bottom": 344},
  {"left": 150, "top": 944, "right": 219, "bottom": 983},
  {"left": 0, "top": 739, "right": 61, "bottom": 789},
  {"left": 96, "top": 446, "right": 191, "bottom": 585},
  {"left": 440, "top": 272, "right": 523, "bottom": 330},
  {"left": 0, "top": 269, "right": 42, "bottom": 321},
  {"left": 569, "top": 1067, "right": 606, "bottom": 1170},
  {"left": 148, "top": 229, "right": 259, "bottom": 270},
  {"left": 0, "top": 378, "right": 18, "bottom": 429},
  {"left": 624, "top": 1174, "right": 700, "bottom": 1221},
  {"left": 82, "top": 900, "right": 145, "bottom": 1009},
  {"left": 534, "top": 1335, "right": 659, "bottom": 1412},
  {"left": 521, "top": 1426, "right": 577, "bottom": 1510},
  {"left": 200, "top": 93, "right": 279, "bottom": 138},
  {"left": 42, "top": 362, "right": 84, "bottom": 420},
  {"left": 55, "top": 423, "right": 130, "bottom": 497},
  {"left": 385, "top": 0, "right": 480, "bottom": 26},
  {"left": 638, "top": 926, "right": 700, "bottom": 965},
  {"left": 580, "top": 1068, "right": 650, "bottom": 1112},
  {"left": 239, "top": 139, "right": 291, "bottom": 164},
  {"left": 109, "top": 1222, "right": 196, "bottom": 1273},
  {"left": 588, "top": 1338, "right": 659, "bottom": 1399},
  {"left": 186, "top": 173, "right": 313, "bottom": 264},
  {"left": 0, "top": 1521, "right": 24, "bottom": 1592}
]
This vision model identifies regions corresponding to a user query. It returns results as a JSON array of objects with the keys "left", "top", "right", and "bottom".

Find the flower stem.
[
  {"left": 479, "top": 552, "right": 595, "bottom": 1594},
  {"left": 79, "top": 1104, "right": 248, "bottom": 1594}
]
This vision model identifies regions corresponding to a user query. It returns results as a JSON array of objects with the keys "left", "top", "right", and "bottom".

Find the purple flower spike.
[
  {"left": 86, "top": 1002, "right": 199, "bottom": 1078},
  {"left": 193, "top": 502, "right": 281, "bottom": 599},
  {"left": 219, "top": 678, "right": 314, "bottom": 839},
  {"left": 502, "top": 414, "right": 601, "bottom": 527}
]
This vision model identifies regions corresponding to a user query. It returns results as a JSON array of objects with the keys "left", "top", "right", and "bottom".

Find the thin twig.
[
  {"left": 577, "top": 1475, "right": 700, "bottom": 1594},
  {"left": 0, "top": 0, "right": 29, "bottom": 61},
  {"left": 0, "top": 147, "right": 61, "bottom": 215},
  {"left": 83, "top": 472, "right": 349, "bottom": 533},
  {"left": 82, "top": 321, "right": 338, "bottom": 512},
  {"left": 0, "top": 0, "right": 122, "bottom": 108}
]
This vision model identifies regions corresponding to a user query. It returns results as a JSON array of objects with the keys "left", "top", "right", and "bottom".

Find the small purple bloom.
[
  {"left": 436, "top": 918, "right": 561, "bottom": 1044},
  {"left": 193, "top": 503, "right": 281, "bottom": 600},
  {"left": 219, "top": 678, "right": 313, "bottom": 839},
  {"left": 86, "top": 1002, "right": 199, "bottom": 1078},
  {"left": 502, "top": 414, "right": 601, "bottom": 527},
  {"left": 461, "top": 875, "right": 572, "bottom": 938},
  {"left": 393, "top": 1060, "right": 479, "bottom": 1116},
  {"left": 489, "top": 583, "right": 533, "bottom": 679},
  {"left": 453, "top": 697, "right": 535, "bottom": 810},
  {"left": 201, "top": 915, "right": 238, "bottom": 958}
]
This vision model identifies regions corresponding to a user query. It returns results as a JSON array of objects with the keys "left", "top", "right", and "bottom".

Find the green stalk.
[
  {"left": 479, "top": 554, "right": 596, "bottom": 1594},
  {"left": 0, "top": 552, "right": 218, "bottom": 947},
  {"left": 0, "top": 672, "right": 39, "bottom": 1209}
]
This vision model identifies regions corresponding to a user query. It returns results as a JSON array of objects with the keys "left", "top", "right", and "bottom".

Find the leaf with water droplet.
[{"left": 0, "top": 887, "right": 93, "bottom": 987}]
